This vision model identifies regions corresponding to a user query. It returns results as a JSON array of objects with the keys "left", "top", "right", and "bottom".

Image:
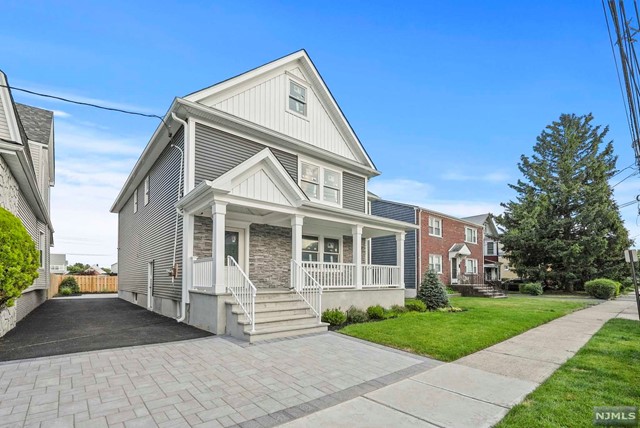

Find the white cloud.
[
  {"left": 441, "top": 171, "right": 509, "bottom": 183},
  {"left": 52, "top": 110, "right": 71, "bottom": 118},
  {"left": 55, "top": 121, "right": 146, "bottom": 157},
  {"left": 369, "top": 178, "right": 433, "bottom": 202}
]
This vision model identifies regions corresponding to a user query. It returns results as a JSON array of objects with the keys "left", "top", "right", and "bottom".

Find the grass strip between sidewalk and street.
[{"left": 496, "top": 318, "right": 640, "bottom": 427}]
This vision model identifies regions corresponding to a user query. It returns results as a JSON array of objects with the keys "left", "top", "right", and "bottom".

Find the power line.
[
  {"left": 0, "top": 82, "right": 172, "bottom": 136},
  {"left": 613, "top": 170, "right": 640, "bottom": 187}
]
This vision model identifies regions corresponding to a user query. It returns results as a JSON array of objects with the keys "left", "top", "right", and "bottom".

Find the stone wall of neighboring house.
[
  {"left": 420, "top": 210, "right": 484, "bottom": 285},
  {"left": 0, "top": 306, "right": 16, "bottom": 338},
  {"left": 249, "top": 224, "right": 292, "bottom": 288}
]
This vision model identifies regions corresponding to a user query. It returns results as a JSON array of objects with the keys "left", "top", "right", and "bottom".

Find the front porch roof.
[{"left": 176, "top": 150, "right": 417, "bottom": 237}]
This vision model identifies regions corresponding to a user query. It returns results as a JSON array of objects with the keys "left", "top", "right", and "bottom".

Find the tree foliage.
[
  {"left": 0, "top": 207, "right": 39, "bottom": 307},
  {"left": 67, "top": 263, "right": 90, "bottom": 274},
  {"left": 417, "top": 270, "right": 449, "bottom": 310},
  {"left": 498, "top": 114, "right": 630, "bottom": 291}
]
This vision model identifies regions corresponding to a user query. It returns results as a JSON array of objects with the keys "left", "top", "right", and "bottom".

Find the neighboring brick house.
[
  {"left": 111, "top": 50, "right": 416, "bottom": 342},
  {"left": 0, "top": 71, "right": 55, "bottom": 336},
  {"left": 371, "top": 198, "right": 484, "bottom": 296}
]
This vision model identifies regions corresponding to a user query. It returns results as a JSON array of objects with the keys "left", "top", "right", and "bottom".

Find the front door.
[
  {"left": 451, "top": 258, "right": 458, "bottom": 284},
  {"left": 224, "top": 228, "right": 245, "bottom": 269}
]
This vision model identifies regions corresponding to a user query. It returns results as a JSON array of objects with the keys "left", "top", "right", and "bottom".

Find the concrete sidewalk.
[{"left": 282, "top": 295, "right": 639, "bottom": 428}]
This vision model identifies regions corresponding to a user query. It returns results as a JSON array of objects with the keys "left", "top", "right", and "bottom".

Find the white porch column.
[
  {"left": 291, "top": 215, "right": 304, "bottom": 263},
  {"left": 396, "top": 232, "right": 406, "bottom": 288},
  {"left": 211, "top": 201, "right": 227, "bottom": 294},
  {"left": 182, "top": 213, "right": 194, "bottom": 301},
  {"left": 352, "top": 225, "right": 363, "bottom": 289}
]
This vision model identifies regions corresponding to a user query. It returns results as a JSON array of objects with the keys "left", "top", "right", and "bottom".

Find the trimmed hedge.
[
  {"left": 519, "top": 282, "right": 543, "bottom": 296},
  {"left": 346, "top": 306, "right": 369, "bottom": 323},
  {"left": 321, "top": 308, "right": 346, "bottom": 326},
  {"left": 367, "top": 305, "right": 385, "bottom": 320},
  {"left": 585, "top": 278, "right": 620, "bottom": 300}
]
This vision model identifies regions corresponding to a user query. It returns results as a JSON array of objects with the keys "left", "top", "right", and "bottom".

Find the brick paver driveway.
[{"left": 0, "top": 332, "right": 436, "bottom": 427}]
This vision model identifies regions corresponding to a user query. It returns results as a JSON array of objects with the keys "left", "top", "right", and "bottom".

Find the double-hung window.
[
  {"left": 301, "top": 235, "right": 341, "bottom": 263},
  {"left": 465, "top": 258, "right": 478, "bottom": 274},
  {"left": 144, "top": 176, "right": 150, "bottom": 206},
  {"left": 465, "top": 227, "right": 477, "bottom": 244},
  {"left": 428, "top": 254, "right": 443, "bottom": 274},
  {"left": 428, "top": 217, "right": 442, "bottom": 237},
  {"left": 486, "top": 241, "right": 495, "bottom": 255},
  {"left": 289, "top": 81, "right": 307, "bottom": 116},
  {"left": 133, "top": 190, "right": 138, "bottom": 213},
  {"left": 300, "top": 162, "right": 341, "bottom": 205}
]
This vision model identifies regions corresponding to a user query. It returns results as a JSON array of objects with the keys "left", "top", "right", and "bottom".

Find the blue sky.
[{"left": 2, "top": 1, "right": 638, "bottom": 266}]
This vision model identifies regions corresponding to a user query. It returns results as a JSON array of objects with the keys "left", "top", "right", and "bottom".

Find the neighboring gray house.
[
  {"left": 111, "top": 50, "right": 416, "bottom": 342},
  {"left": 0, "top": 71, "right": 55, "bottom": 336},
  {"left": 461, "top": 213, "right": 501, "bottom": 281},
  {"left": 50, "top": 253, "right": 68, "bottom": 274},
  {"left": 111, "top": 262, "right": 118, "bottom": 274}
]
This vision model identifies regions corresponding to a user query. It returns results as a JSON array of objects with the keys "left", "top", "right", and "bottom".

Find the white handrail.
[
  {"left": 291, "top": 259, "right": 322, "bottom": 322},
  {"left": 226, "top": 256, "right": 257, "bottom": 332},
  {"left": 301, "top": 261, "right": 356, "bottom": 288},
  {"left": 362, "top": 264, "right": 401, "bottom": 288},
  {"left": 193, "top": 257, "right": 213, "bottom": 288}
]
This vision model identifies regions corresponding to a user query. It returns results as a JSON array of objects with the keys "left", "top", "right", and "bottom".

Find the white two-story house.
[
  {"left": 111, "top": 51, "right": 416, "bottom": 342},
  {"left": 0, "top": 71, "right": 55, "bottom": 336}
]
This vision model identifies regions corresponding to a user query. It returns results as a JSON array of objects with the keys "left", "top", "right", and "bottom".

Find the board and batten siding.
[
  {"left": 342, "top": 172, "right": 366, "bottom": 213},
  {"left": 194, "top": 123, "right": 297, "bottom": 184},
  {"left": 0, "top": 96, "right": 10, "bottom": 140},
  {"left": 118, "top": 126, "right": 184, "bottom": 301},
  {"left": 370, "top": 200, "right": 418, "bottom": 289},
  {"left": 202, "top": 66, "right": 357, "bottom": 162}
]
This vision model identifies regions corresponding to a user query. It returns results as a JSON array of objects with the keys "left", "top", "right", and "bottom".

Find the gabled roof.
[
  {"left": 449, "top": 243, "right": 471, "bottom": 257},
  {"left": 184, "top": 49, "right": 376, "bottom": 170},
  {"left": 462, "top": 213, "right": 500, "bottom": 238},
  {"left": 461, "top": 214, "right": 489, "bottom": 226},
  {"left": 15, "top": 103, "right": 53, "bottom": 145}
]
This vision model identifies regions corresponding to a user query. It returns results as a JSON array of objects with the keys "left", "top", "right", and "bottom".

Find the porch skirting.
[
  {"left": 186, "top": 290, "right": 233, "bottom": 335},
  {"left": 118, "top": 290, "right": 180, "bottom": 318},
  {"left": 321, "top": 288, "right": 404, "bottom": 312}
]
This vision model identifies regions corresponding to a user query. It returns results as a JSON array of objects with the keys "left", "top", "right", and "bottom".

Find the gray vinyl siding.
[
  {"left": 29, "top": 142, "right": 41, "bottom": 186},
  {"left": 371, "top": 200, "right": 418, "bottom": 289},
  {"left": 16, "top": 190, "right": 38, "bottom": 241},
  {"left": 33, "top": 221, "right": 49, "bottom": 289},
  {"left": 194, "top": 123, "right": 297, "bottom": 184},
  {"left": 342, "top": 172, "right": 366, "bottom": 212},
  {"left": 118, "top": 126, "right": 184, "bottom": 301}
]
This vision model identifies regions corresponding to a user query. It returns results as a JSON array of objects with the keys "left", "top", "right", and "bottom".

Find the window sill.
[{"left": 285, "top": 109, "right": 309, "bottom": 122}]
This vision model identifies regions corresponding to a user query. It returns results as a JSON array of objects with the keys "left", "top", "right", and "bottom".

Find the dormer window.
[{"left": 289, "top": 81, "right": 307, "bottom": 116}]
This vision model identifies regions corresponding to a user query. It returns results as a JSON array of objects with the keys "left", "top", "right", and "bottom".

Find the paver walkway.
[{"left": 283, "top": 295, "right": 639, "bottom": 428}]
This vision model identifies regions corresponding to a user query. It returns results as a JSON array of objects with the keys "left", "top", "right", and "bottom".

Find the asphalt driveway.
[{"left": 0, "top": 297, "right": 211, "bottom": 361}]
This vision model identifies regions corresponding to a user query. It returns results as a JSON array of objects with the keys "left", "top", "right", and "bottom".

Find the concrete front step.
[
  {"left": 244, "top": 322, "right": 329, "bottom": 343},
  {"left": 238, "top": 313, "right": 318, "bottom": 329}
]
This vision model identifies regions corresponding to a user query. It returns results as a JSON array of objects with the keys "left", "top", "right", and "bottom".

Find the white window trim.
[
  {"left": 286, "top": 76, "right": 310, "bottom": 121},
  {"left": 428, "top": 216, "right": 442, "bottom": 237},
  {"left": 486, "top": 240, "right": 495, "bottom": 256},
  {"left": 302, "top": 235, "right": 343, "bottom": 264},
  {"left": 133, "top": 190, "right": 138, "bottom": 213},
  {"left": 428, "top": 254, "right": 443, "bottom": 274},
  {"left": 39, "top": 232, "right": 45, "bottom": 269},
  {"left": 298, "top": 158, "right": 343, "bottom": 208},
  {"left": 466, "top": 258, "right": 478, "bottom": 274},
  {"left": 465, "top": 226, "right": 477, "bottom": 244},
  {"left": 144, "top": 176, "right": 150, "bottom": 206}
]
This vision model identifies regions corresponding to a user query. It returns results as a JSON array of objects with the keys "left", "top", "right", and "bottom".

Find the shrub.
[
  {"left": 585, "top": 278, "right": 620, "bottom": 300},
  {"left": 59, "top": 287, "right": 73, "bottom": 296},
  {"left": 391, "top": 304, "right": 409, "bottom": 314},
  {"left": 59, "top": 277, "right": 80, "bottom": 294},
  {"left": 346, "top": 306, "right": 369, "bottom": 323},
  {"left": 405, "top": 300, "right": 427, "bottom": 312},
  {"left": 417, "top": 271, "right": 449, "bottom": 310},
  {"left": 519, "top": 282, "right": 543, "bottom": 296},
  {"left": 0, "top": 207, "right": 40, "bottom": 308},
  {"left": 621, "top": 278, "right": 634, "bottom": 292},
  {"left": 321, "top": 308, "right": 346, "bottom": 326},
  {"left": 436, "top": 306, "right": 464, "bottom": 313},
  {"left": 367, "top": 305, "right": 385, "bottom": 320}
]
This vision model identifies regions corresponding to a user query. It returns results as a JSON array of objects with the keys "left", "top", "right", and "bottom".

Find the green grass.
[
  {"left": 496, "top": 319, "right": 640, "bottom": 428},
  {"left": 339, "top": 297, "right": 590, "bottom": 361}
]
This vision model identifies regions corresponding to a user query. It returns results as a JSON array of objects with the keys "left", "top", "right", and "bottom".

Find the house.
[
  {"left": 111, "top": 50, "right": 416, "bottom": 342},
  {"left": 0, "top": 71, "right": 55, "bottom": 336},
  {"left": 371, "top": 199, "right": 484, "bottom": 297},
  {"left": 499, "top": 244, "right": 519, "bottom": 280},
  {"left": 83, "top": 264, "right": 106, "bottom": 275},
  {"left": 50, "top": 253, "right": 68, "bottom": 274},
  {"left": 111, "top": 262, "right": 118, "bottom": 274},
  {"left": 461, "top": 213, "right": 501, "bottom": 281}
]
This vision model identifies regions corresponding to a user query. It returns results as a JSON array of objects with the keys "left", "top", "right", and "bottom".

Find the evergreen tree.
[
  {"left": 498, "top": 113, "right": 631, "bottom": 291},
  {"left": 417, "top": 271, "right": 449, "bottom": 310}
]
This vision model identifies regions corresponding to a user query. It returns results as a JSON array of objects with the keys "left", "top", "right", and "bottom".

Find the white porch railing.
[
  {"left": 291, "top": 260, "right": 322, "bottom": 321},
  {"left": 226, "top": 256, "right": 257, "bottom": 332},
  {"left": 362, "top": 264, "right": 401, "bottom": 288},
  {"left": 301, "top": 261, "right": 356, "bottom": 288},
  {"left": 193, "top": 257, "right": 213, "bottom": 288}
]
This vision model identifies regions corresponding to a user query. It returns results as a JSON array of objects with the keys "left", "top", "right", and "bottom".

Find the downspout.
[{"left": 171, "top": 113, "right": 188, "bottom": 322}]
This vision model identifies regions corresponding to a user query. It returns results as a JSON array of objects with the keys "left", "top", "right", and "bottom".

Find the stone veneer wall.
[
  {"left": 194, "top": 215, "right": 213, "bottom": 258},
  {"left": 249, "top": 224, "right": 292, "bottom": 288},
  {"left": 0, "top": 306, "right": 17, "bottom": 338},
  {"left": 342, "top": 236, "right": 367, "bottom": 264},
  {"left": 0, "top": 155, "right": 20, "bottom": 213}
]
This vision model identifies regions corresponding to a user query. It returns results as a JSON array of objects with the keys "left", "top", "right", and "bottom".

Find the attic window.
[{"left": 289, "top": 81, "right": 307, "bottom": 116}]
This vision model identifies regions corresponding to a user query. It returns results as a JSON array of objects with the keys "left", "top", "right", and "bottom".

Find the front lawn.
[
  {"left": 339, "top": 297, "right": 591, "bottom": 361},
  {"left": 496, "top": 319, "right": 640, "bottom": 427}
]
